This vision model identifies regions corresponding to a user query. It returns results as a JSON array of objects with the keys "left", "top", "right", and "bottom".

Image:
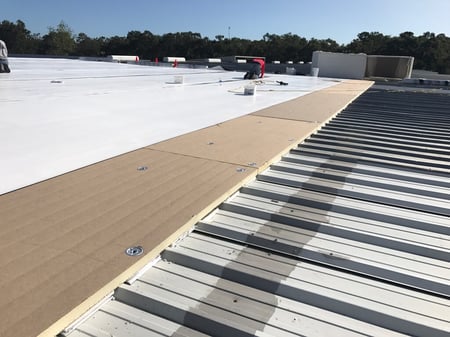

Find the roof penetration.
[{"left": 65, "top": 87, "right": 450, "bottom": 336}]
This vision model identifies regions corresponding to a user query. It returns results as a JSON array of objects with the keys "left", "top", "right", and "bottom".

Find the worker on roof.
[
  {"left": 244, "top": 58, "right": 265, "bottom": 79},
  {"left": 0, "top": 40, "right": 11, "bottom": 73}
]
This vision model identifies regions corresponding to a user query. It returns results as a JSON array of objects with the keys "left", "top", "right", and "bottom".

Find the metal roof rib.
[{"left": 67, "top": 87, "right": 450, "bottom": 336}]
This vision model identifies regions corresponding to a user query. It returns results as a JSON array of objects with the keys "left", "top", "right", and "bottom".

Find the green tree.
[
  {"left": 385, "top": 31, "right": 418, "bottom": 56},
  {"left": 40, "top": 21, "right": 76, "bottom": 55},
  {"left": 300, "top": 38, "right": 340, "bottom": 62},
  {"left": 74, "top": 33, "right": 104, "bottom": 56},
  {"left": 431, "top": 34, "right": 450, "bottom": 74},
  {"left": 158, "top": 32, "right": 211, "bottom": 59},
  {"left": 262, "top": 33, "right": 284, "bottom": 62},
  {"left": 103, "top": 35, "right": 129, "bottom": 56},
  {"left": 346, "top": 31, "right": 390, "bottom": 54},
  {"left": 0, "top": 19, "right": 39, "bottom": 53},
  {"left": 126, "top": 30, "right": 160, "bottom": 59},
  {"left": 3, "top": 18, "right": 450, "bottom": 74}
]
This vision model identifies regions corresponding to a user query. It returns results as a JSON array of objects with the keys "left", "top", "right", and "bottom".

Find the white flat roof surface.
[{"left": 0, "top": 58, "right": 339, "bottom": 194}]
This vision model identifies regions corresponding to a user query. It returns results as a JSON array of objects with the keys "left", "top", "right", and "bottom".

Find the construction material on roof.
[
  {"left": 163, "top": 56, "right": 186, "bottom": 62},
  {"left": 0, "top": 56, "right": 372, "bottom": 337},
  {"left": 107, "top": 55, "right": 139, "bottom": 63},
  {"left": 0, "top": 57, "right": 338, "bottom": 195},
  {"left": 65, "top": 86, "right": 450, "bottom": 337}
]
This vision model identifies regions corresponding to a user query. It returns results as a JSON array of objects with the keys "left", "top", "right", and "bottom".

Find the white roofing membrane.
[{"left": 0, "top": 58, "right": 339, "bottom": 194}]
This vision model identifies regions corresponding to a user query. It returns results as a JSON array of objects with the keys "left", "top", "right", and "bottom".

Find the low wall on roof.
[
  {"left": 311, "top": 51, "right": 415, "bottom": 79},
  {"left": 366, "top": 55, "right": 414, "bottom": 79},
  {"left": 312, "top": 51, "right": 367, "bottom": 79}
]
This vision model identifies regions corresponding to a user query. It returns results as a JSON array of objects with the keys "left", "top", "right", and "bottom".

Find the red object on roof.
[{"left": 253, "top": 58, "right": 265, "bottom": 78}]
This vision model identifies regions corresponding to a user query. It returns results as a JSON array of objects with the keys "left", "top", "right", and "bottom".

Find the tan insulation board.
[
  {"left": 252, "top": 80, "right": 374, "bottom": 122},
  {"left": 0, "top": 79, "right": 373, "bottom": 337},
  {"left": 0, "top": 149, "right": 257, "bottom": 337},
  {"left": 149, "top": 81, "right": 373, "bottom": 172},
  {"left": 149, "top": 115, "right": 318, "bottom": 172}
]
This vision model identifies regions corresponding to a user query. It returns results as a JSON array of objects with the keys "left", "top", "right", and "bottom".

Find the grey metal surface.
[{"left": 66, "top": 88, "right": 450, "bottom": 336}]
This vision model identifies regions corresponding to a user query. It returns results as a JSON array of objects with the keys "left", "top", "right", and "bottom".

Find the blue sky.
[{"left": 2, "top": 0, "right": 450, "bottom": 44}]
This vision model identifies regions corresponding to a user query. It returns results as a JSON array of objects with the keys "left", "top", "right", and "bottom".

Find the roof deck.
[
  {"left": 68, "top": 86, "right": 450, "bottom": 337},
  {"left": 0, "top": 58, "right": 374, "bottom": 337},
  {"left": 1, "top": 57, "right": 338, "bottom": 194}
]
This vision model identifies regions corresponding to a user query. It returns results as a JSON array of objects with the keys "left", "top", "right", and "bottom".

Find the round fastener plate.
[{"left": 125, "top": 246, "right": 144, "bottom": 256}]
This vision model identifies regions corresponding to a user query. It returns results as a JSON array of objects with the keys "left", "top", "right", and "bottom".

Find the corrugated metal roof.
[{"left": 64, "top": 87, "right": 450, "bottom": 337}]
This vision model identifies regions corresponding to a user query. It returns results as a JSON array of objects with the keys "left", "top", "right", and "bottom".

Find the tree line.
[{"left": 1, "top": 20, "right": 449, "bottom": 73}]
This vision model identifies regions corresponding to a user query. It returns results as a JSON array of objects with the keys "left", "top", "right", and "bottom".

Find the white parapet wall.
[{"left": 312, "top": 51, "right": 367, "bottom": 79}]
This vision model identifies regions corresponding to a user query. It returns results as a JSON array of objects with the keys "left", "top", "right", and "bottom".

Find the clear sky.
[{"left": 2, "top": 0, "right": 450, "bottom": 44}]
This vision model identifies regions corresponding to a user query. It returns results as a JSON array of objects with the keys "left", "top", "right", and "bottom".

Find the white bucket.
[
  {"left": 174, "top": 75, "right": 184, "bottom": 84},
  {"left": 244, "top": 84, "right": 256, "bottom": 95},
  {"left": 311, "top": 67, "right": 319, "bottom": 77}
]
